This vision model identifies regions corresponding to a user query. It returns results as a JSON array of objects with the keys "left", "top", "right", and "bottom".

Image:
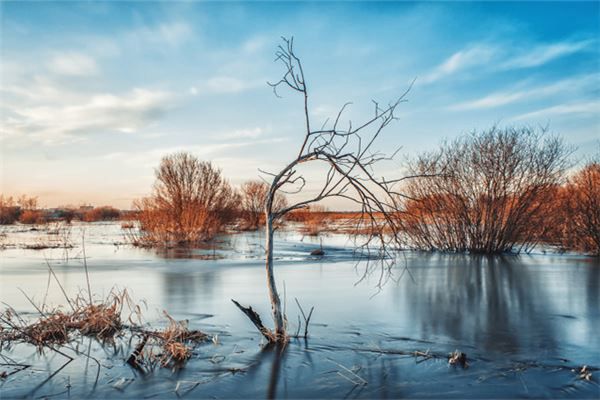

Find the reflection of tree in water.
[
  {"left": 161, "top": 268, "right": 218, "bottom": 312},
  {"left": 399, "top": 255, "right": 561, "bottom": 356}
]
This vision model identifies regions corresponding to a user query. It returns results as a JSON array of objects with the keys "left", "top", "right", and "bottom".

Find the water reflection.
[
  {"left": 161, "top": 268, "right": 219, "bottom": 311},
  {"left": 399, "top": 254, "right": 599, "bottom": 359}
]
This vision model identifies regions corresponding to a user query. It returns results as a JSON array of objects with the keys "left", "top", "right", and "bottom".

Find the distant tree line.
[{"left": 0, "top": 196, "right": 122, "bottom": 225}]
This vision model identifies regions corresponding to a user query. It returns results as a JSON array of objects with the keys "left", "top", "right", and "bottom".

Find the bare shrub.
[
  {"left": 83, "top": 206, "right": 121, "bottom": 222},
  {"left": 239, "top": 181, "right": 287, "bottom": 230},
  {"left": 132, "top": 152, "right": 239, "bottom": 247},
  {"left": 398, "top": 127, "right": 571, "bottom": 254},
  {"left": 0, "top": 196, "right": 21, "bottom": 225},
  {"left": 0, "top": 195, "right": 40, "bottom": 225},
  {"left": 301, "top": 205, "right": 329, "bottom": 236},
  {"left": 19, "top": 210, "right": 45, "bottom": 224},
  {"left": 545, "top": 158, "right": 600, "bottom": 255}
]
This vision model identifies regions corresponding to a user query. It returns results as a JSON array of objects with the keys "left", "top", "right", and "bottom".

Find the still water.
[{"left": 0, "top": 222, "right": 598, "bottom": 398}]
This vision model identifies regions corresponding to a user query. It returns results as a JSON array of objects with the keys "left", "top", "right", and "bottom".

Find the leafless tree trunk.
[{"left": 233, "top": 37, "right": 414, "bottom": 343}]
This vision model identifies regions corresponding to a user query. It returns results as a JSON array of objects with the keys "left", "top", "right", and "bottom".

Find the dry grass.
[
  {"left": 0, "top": 290, "right": 209, "bottom": 371},
  {"left": 155, "top": 312, "right": 207, "bottom": 365}
]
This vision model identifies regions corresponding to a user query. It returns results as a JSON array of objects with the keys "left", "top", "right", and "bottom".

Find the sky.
[{"left": 1, "top": 1, "right": 599, "bottom": 209}]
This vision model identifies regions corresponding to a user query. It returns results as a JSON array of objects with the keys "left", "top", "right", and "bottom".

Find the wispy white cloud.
[
  {"left": 100, "top": 137, "right": 287, "bottom": 168},
  {"left": 449, "top": 74, "right": 598, "bottom": 111},
  {"left": 217, "top": 127, "right": 264, "bottom": 140},
  {"left": 421, "top": 45, "right": 497, "bottom": 84},
  {"left": 47, "top": 52, "right": 98, "bottom": 76},
  {"left": 510, "top": 101, "right": 600, "bottom": 121},
  {"left": 128, "top": 21, "right": 192, "bottom": 47},
  {"left": 2, "top": 88, "right": 174, "bottom": 144},
  {"left": 503, "top": 39, "right": 594, "bottom": 69},
  {"left": 204, "top": 76, "right": 263, "bottom": 94},
  {"left": 422, "top": 38, "right": 595, "bottom": 85}
]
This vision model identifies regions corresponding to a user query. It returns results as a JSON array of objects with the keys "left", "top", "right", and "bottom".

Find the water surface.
[{"left": 0, "top": 222, "right": 598, "bottom": 398}]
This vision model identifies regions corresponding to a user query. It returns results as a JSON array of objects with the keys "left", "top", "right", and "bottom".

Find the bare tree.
[
  {"left": 240, "top": 181, "right": 287, "bottom": 230},
  {"left": 398, "top": 127, "right": 571, "bottom": 254},
  {"left": 232, "top": 37, "right": 413, "bottom": 343}
]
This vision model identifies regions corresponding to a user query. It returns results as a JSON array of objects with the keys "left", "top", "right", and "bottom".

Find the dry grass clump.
[
  {"left": 0, "top": 288, "right": 141, "bottom": 352},
  {"left": 156, "top": 313, "right": 207, "bottom": 365},
  {"left": 71, "top": 303, "right": 122, "bottom": 340},
  {"left": 23, "top": 312, "right": 71, "bottom": 347},
  {"left": 127, "top": 311, "right": 209, "bottom": 370}
]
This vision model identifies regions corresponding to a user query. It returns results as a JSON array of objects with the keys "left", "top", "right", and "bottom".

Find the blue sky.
[{"left": 1, "top": 1, "right": 599, "bottom": 208}]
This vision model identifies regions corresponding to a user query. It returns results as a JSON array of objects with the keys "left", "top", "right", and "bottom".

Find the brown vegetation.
[
  {"left": 398, "top": 127, "right": 571, "bottom": 254},
  {"left": 288, "top": 205, "right": 330, "bottom": 236},
  {"left": 544, "top": 158, "right": 600, "bottom": 255},
  {"left": 1, "top": 257, "right": 208, "bottom": 372},
  {"left": 0, "top": 195, "right": 40, "bottom": 224},
  {"left": 19, "top": 210, "right": 46, "bottom": 224},
  {"left": 130, "top": 152, "right": 239, "bottom": 247},
  {"left": 82, "top": 206, "right": 121, "bottom": 222},
  {"left": 239, "top": 181, "right": 287, "bottom": 230}
]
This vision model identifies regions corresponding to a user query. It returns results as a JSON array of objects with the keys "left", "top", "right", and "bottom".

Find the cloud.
[
  {"left": 217, "top": 127, "right": 264, "bottom": 140},
  {"left": 421, "top": 45, "right": 496, "bottom": 84},
  {"left": 2, "top": 88, "right": 174, "bottom": 144},
  {"left": 449, "top": 74, "right": 598, "bottom": 111},
  {"left": 422, "top": 39, "right": 594, "bottom": 85},
  {"left": 47, "top": 52, "right": 98, "bottom": 76},
  {"left": 128, "top": 21, "right": 192, "bottom": 47},
  {"left": 101, "top": 137, "right": 287, "bottom": 168},
  {"left": 204, "top": 76, "right": 263, "bottom": 94},
  {"left": 503, "top": 39, "right": 594, "bottom": 69},
  {"left": 510, "top": 101, "right": 600, "bottom": 121}
]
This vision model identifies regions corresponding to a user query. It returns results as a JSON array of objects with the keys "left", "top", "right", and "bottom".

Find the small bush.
[
  {"left": 83, "top": 206, "right": 121, "bottom": 222},
  {"left": 239, "top": 181, "right": 287, "bottom": 230},
  {"left": 19, "top": 210, "right": 45, "bottom": 224}
]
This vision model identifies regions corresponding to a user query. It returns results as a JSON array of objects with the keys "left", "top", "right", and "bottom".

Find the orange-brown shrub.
[
  {"left": 19, "top": 210, "right": 45, "bottom": 224},
  {"left": 544, "top": 160, "right": 600, "bottom": 255},
  {"left": 83, "top": 206, "right": 121, "bottom": 222},
  {"left": 287, "top": 205, "right": 330, "bottom": 235},
  {"left": 0, "top": 195, "right": 20, "bottom": 225},
  {"left": 0, "top": 194, "right": 41, "bottom": 225},
  {"left": 239, "top": 181, "right": 287, "bottom": 230},
  {"left": 398, "top": 127, "right": 571, "bottom": 253},
  {"left": 131, "top": 152, "right": 240, "bottom": 247}
]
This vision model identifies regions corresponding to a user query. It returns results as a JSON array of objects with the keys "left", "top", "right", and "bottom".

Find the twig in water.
[{"left": 294, "top": 298, "right": 314, "bottom": 338}]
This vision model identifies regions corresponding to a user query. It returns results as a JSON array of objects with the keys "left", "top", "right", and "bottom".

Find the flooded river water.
[{"left": 0, "top": 222, "right": 598, "bottom": 398}]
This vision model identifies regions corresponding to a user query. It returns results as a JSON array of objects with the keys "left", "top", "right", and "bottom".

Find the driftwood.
[
  {"left": 126, "top": 334, "right": 149, "bottom": 372},
  {"left": 231, "top": 300, "right": 276, "bottom": 342}
]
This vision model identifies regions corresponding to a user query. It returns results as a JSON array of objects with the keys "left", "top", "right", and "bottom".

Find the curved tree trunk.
[{"left": 265, "top": 214, "right": 285, "bottom": 340}]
